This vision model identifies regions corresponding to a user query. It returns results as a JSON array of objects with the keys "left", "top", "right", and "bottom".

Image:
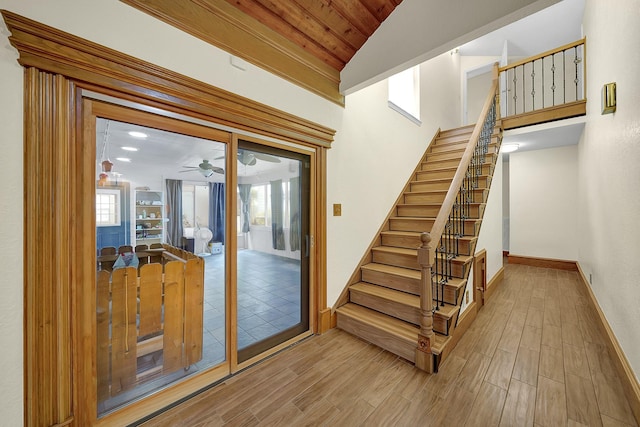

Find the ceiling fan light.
[
  {"left": 502, "top": 144, "right": 520, "bottom": 153},
  {"left": 199, "top": 168, "right": 213, "bottom": 178}
]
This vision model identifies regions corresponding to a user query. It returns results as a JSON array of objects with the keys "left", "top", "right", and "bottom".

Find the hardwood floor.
[{"left": 140, "top": 263, "right": 637, "bottom": 426}]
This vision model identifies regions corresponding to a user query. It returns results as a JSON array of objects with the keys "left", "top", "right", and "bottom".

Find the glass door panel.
[
  {"left": 94, "top": 117, "right": 228, "bottom": 416},
  {"left": 236, "top": 140, "right": 310, "bottom": 363}
]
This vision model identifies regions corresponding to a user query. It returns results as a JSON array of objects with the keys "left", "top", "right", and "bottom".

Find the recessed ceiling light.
[
  {"left": 116, "top": 157, "right": 131, "bottom": 162},
  {"left": 128, "top": 131, "right": 148, "bottom": 138},
  {"left": 121, "top": 146, "right": 138, "bottom": 152},
  {"left": 502, "top": 144, "right": 520, "bottom": 153}
]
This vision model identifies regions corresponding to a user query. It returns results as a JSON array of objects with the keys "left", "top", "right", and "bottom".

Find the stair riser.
[
  {"left": 416, "top": 163, "right": 493, "bottom": 180},
  {"left": 390, "top": 218, "right": 477, "bottom": 235},
  {"left": 410, "top": 176, "right": 490, "bottom": 193},
  {"left": 403, "top": 193, "right": 445, "bottom": 204},
  {"left": 433, "top": 136, "right": 500, "bottom": 152},
  {"left": 410, "top": 181, "right": 451, "bottom": 192},
  {"left": 420, "top": 155, "right": 494, "bottom": 171},
  {"left": 361, "top": 268, "right": 419, "bottom": 295},
  {"left": 336, "top": 312, "right": 416, "bottom": 362},
  {"left": 427, "top": 150, "right": 464, "bottom": 162},
  {"left": 429, "top": 143, "right": 498, "bottom": 162},
  {"left": 434, "top": 262, "right": 467, "bottom": 279},
  {"left": 350, "top": 288, "right": 420, "bottom": 325},
  {"left": 430, "top": 140, "right": 469, "bottom": 153},
  {"left": 381, "top": 233, "right": 423, "bottom": 250},
  {"left": 389, "top": 218, "right": 435, "bottom": 232},
  {"left": 433, "top": 283, "right": 459, "bottom": 306},
  {"left": 415, "top": 169, "right": 456, "bottom": 180},
  {"left": 372, "top": 251, "right": 419, "bottom": 270},
  {"left": 396, "top": 205, "right": 440, "bottom": 217},
  {"left": 381, "top": 232, "right": 475, "bottom": 255},
  {"left": 405, "top": 189, "right": 485, "bottom": 204},
  {"left": 439, "top": 237, "right": 476, "bottom": 256},
  {"left": 433, "top": 311, "right": 452, "bottom": 335},
  {"left": 433, "top": 312, "right": 451, "bottom": 335}
]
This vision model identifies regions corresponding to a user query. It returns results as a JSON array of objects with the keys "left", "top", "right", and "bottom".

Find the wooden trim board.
[
  {"left": 507, "top": 254, "right": 578, "bottom": 271},
  {"left": 576, "top": 263, "right": 640, "bottom": 423},
  {"left": 120, "top": 0, "right": 344, "bottom": 105},
  {"left": 484, "top": 266, "right": 505, "bottom": 302}
]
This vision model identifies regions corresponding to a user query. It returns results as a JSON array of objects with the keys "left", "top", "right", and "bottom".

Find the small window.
[
  {"left": 388, "top": 66, "right": 421, "bottom": 124},
  {"left": 96, "top": 189, "right": 120, "bottom": 227}
]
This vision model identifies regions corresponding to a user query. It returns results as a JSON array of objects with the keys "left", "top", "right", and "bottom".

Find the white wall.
[
  {"left": 510, "top": 145, "right": 579, "bottom": 260},
  {"left": 0, "top": 2, "right": 464, "bottom": 423},
  {"left": 579, "top": 0, "right": 640, "bottom": 378},
  {"left": 327, "top": 52, "right": 462, "bottom": 306}
]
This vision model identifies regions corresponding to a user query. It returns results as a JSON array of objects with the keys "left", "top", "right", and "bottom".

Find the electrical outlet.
[
  {"left": 465, "top": 290, "right": 469, "bottom": 304},
  {"left": 333, "top": 204, "right": 342, "bottom": 216}
]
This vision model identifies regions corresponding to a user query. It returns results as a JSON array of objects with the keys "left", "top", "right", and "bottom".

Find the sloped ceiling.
[
  {"left": 121, "top": 0, "right": 564, "bottom": 103},
  {"left": 121, "top": 0, "right": 402, "bottom": 105}
]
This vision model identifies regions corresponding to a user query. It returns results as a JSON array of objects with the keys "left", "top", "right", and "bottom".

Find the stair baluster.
[{"left": 432, "top": 94, "right": 497, "bottom": 322}]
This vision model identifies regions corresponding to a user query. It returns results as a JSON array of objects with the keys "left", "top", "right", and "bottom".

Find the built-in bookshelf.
[{"left": 135, "top": 190, "right": 164, "bottom": 245}]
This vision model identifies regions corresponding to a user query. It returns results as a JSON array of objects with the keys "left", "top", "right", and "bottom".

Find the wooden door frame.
[
  {"left": 474, "top": 249, "right": 487, "bottom": 307},
  {"left": 2, "top": 10, "right": 334, "bottom": 427}
]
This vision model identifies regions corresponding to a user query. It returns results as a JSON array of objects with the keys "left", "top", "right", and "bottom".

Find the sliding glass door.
[{"left": 236, "top": 140, "right": 310, "bottom": 363}]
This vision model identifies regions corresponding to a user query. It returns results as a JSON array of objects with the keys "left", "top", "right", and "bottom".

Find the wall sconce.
[{"left": 602, "top": 82, "right": 616, "bottom": 114}]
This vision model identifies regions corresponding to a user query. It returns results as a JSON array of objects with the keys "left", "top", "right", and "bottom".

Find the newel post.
[{"left": 415, "top": 232, "right": 435, "bottom": 373}]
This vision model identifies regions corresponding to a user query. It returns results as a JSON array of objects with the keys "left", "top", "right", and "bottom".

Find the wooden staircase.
[{"left": 336, "top": 121, "right": 502, "bottom": 371}]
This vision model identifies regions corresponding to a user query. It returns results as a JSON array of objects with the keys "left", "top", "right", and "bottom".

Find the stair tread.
[
  {"left": 351, "top": 282, "right": 419, "bottom": 307},
  {"left": 382, "top": 230, "right": 478, "bottom": 244},
  {"left": 371, "top": 246, "right": 417, "bottom": 255},
  {"left": 361, "top": 263, "right": 421, "bottom": 280},
  {"left": 337, "top": 303, "right": 449, "bottom": 354},
  {"left": 397, "top": 202, "right": 484, "bottom": 208},
  {"left": 351, "top": 282, "right": 461, "bottom": 318},
  {"left": 391, "top": 215, "right": 479, "bottom": 223},
  {"left": 435, "top": 253, "right": 474, "bottom": 264}
]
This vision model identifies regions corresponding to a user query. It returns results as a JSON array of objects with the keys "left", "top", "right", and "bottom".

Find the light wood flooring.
[{"left": 140, "top": 263, "right": 638, "bottom": 426}]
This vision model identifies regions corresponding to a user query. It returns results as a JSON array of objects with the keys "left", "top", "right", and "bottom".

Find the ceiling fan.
[
  {"left": 216, "top": 149, "right": 281, "bottom": 166},
  {"left": 179, "top": 159, "right": 224, "bottom": 177}
]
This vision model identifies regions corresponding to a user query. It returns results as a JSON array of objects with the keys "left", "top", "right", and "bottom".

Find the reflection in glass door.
[
  {"left": 94, "top": 116, "right": 229, "bottom": 416},
  {"left": 236, "top": 140, "right": 310, "bottom": 362}
]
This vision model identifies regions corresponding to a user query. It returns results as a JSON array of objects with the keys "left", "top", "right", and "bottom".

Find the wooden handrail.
[
  {"left": 498, "top": 38, "right": 586, "bottom": 72},
  {"left": 427, "top": 63, "right": 500, "bottom": 266}
]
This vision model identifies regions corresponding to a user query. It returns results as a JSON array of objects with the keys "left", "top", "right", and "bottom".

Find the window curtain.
[
  {"left": 209, "top": 182, "right": 225, "bottom": 244},
  {"left": 238, "top": 183, "right": 252, "bottom": 233},
  {"left": 270, "top": 179, "right": 285, "bottom": 250},
  {"left": 289, "top": 176, "right": 300, "bottom": 251},
  {"left": 165, "top": 179, "right": 183, "bottom": 248}
]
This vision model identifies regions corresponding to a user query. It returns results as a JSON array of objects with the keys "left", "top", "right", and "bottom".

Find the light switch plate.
[{"left": 333, "top": 204, "right": 342, "bottom": 216}]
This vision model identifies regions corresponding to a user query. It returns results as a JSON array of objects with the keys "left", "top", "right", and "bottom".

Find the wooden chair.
[
  {"left": 99, "top": 246, "right": 117, "bottom": 271},
  {"left": 149, "top": 243, "right": 163, "bottom": 264},
  {"left": 136, "top": 244, "right": 149, "bottom": 266},
  {"left": 118, "top": 245, "right": 133, "bottom": 254}
]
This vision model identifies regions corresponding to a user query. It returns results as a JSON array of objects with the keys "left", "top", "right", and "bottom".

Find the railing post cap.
[{"left": 421, "top": 232, "right": 431, "bottom": 245}]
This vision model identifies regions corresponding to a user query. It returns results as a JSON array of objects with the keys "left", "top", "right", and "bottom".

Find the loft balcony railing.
[{"left": 499, "top": 38, "right": 586, "bottom": 129}]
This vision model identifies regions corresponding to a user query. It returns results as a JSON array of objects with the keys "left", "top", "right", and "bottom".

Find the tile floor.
[{"left": 197, "top": 249, "right": 302, "bottom": 369}]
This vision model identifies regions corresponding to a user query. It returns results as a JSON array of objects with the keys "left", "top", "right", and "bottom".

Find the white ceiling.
[
  {"left": 96, "top": 119, "right": 299, "bottom": 186},
  {"left": 502, "top": 116, "right": 586, "bottom": 159},
  {"left": 458, "top": 0, "right": 585, "bottom": 57}
]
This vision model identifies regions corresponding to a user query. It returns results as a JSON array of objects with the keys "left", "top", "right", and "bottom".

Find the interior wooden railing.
[
  {"left": 499, "top": 38, "right": 586, "bottom": 129},
  {"left": 416, "top": 64, "right": 500, "bottom": 371}
]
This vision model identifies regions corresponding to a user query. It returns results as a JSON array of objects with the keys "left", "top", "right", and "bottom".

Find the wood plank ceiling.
[{"left": 121, "top": 0, "right": 403, "bottom": 105}]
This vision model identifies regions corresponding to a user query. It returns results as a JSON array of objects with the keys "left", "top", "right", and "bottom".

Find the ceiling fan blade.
[
  {"left": 212, "top": 167, "right": 224, "bottom": 174},
  {"left": 253, "top": 153, "right": 281, "bottom": 163}
]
